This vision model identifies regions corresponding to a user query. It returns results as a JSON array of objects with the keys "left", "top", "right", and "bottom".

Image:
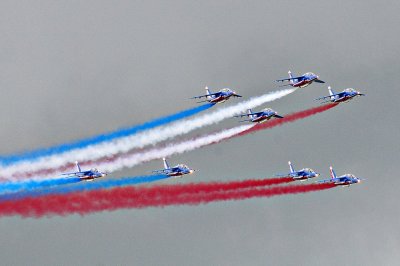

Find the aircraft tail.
[
  {"left": 328, "top": 86, "right": 336, "bottom": 101},
  {"left": 205, "top": 86, "right": 213, "bottom": 100},
  {"left": 75, "top": 161, "right": 82, "bottom": 172},
  {"left": 288, "top": 161, "right": 295, "bottom": 173},
  {"left": 329, "top": 166, "right": 337, "bottom": 179},
  {"left": 247, "top": 109, "right": 254, "bottom": 119},
  {"left": 288, "top": 70, "right": 294, "bottom": 85},
  {"left": 163, "top": 158, "right": 170, "bottom": 169}
]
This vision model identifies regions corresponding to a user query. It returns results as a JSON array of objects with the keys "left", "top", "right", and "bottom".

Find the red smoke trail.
[
  {"left": 7, "top": 104, "right": 337, "bottom": 181},
  {"left": 9, "top": 104, "right": 337, "bottom": 181},
  {"left": 237, "top": 103, "right": 338, "bottom": 136},
  {"left": 0, "top": 180, "right": 334, "bottom": 218}
]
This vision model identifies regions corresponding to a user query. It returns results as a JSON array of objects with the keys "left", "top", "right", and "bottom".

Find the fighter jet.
[
  {"left": 276, "top": 70, "right": 325, "bottom": 88},
  {"left": 191, "top": 86, "right": 242, "bottom": 104},
  {"left": 61, "top": 161, "right": 107, "bottom": 181},
  {"left": 234, "top": 108, "right": 284, "bottom": 123},
  {"left": 316, "top": 86, "right": 365, "bottom": 103},
  {"left": 275, "top": 161, "right": 319, "bottom": 181},
  {"left": 152, "top": 158, "right": 195, "bottom": 177},
  {"left": 316, "top": 166, "right": 362, "bottom": 187}
]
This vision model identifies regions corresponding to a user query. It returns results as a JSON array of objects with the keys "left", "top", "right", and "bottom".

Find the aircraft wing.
[
  {"left": 274, "top": 173, "right": 290, "bottom": 177},
  {"left": 234, "top": 111, "right": 264, "bottom": 117},
  {"left": 275, "top": 76, "right": 304, "bottom": 82},
  {"left": 316, "top": 179, "right": 331, "bottom": 184},
  {"left": 61, "top": 172, "right": 79, "bottom": 176},
  {"left": 273, "top": 114, "right": 284, "bottom": 119},
  {"left": 190, "top": 93, "right": 219, "bottom": 99},
  {"left": 314, "top": 79, "right": 325, "bottom": 83},
  {"left": 315, "top": 93, "right": 343, "bottom": 100},
  {"left": 152, "top": 169, "right": 168, "bottom": 173}
]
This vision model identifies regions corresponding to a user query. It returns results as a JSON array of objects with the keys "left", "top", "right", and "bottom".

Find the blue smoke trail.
[
  {"left": 0, "top": 174, "right": 169, "bottom": 201},
  {"left": 0, "top": 177, "right": 82, "bottom": 194},
  {"left": 0, "top": 104, "right": 214, "bottom": 166}
]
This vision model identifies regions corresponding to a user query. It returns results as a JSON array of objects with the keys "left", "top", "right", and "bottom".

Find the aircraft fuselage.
[
  {"left": 251, "top": 115, "right": 272, "bottom": 123},
  {"left": 208, "top": 94, "right": 232, "bottom": 103}
]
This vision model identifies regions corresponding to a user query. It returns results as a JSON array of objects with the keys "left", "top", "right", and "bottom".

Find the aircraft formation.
[
  {"left": 0, "top": 68, "right": 370, "bottom": 218},
  {"left": 60, "top": 69, "right": 365, "bottom": 187}
]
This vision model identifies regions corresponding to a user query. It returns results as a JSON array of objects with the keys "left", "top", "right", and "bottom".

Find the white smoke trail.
[
  {"left": 94, "top": 124, "right": 253, "bottom": 173},
  {"left": 0, "top": 89, "right": 294, "bottom": 179},
  {"left": 6, "top": 124, "right": 253, "bottom": 180}
]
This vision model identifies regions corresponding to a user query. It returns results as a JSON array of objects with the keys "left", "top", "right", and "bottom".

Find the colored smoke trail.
[
  {"left": 0, "top": 89, "right": 294, "bottom": 179},
  {"left": 0, "top": 181, "right": 334, "bottom": 218},
  {"left": 98, "top": 124, "right": 254, "bottom": 173},
  {"left": 0, "top": 177, "right": 81, "bottom": 194},
  {"left": 0, "top": 174, "right": 169, "bottom": 201},
  {"left": 0, "top": 103, "right": 214, "bottom": 166},
  {"left": 6, "top": 103, "right": 336, "bottom": 180},
  {"left": 238, "top": 103, "right": 338, "bottom": 136},
  {"left": 2, "top": 125, "right": 253, "bottom": 180}
]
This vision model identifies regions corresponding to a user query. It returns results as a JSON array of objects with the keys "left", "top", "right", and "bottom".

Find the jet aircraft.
[
  {"left": 62, "top": 161, "right": 107, "bottom": 181},
  {"left": 316, "top": 86, "right": 365, "bottom": 103},
  {"left": 235, "top": 108, "right": 283, "bottom": 123},
  {"left": 276, "top": 70, "right": 325, "bottom": 88},
  {"left": 275, "top": 161, "right": 319, "bottom": 181},
  {"left": 152, "top": 158, "right": 195, "bottom": 177},
  {"left": 191, "top": 86, "right": 242, "bottom": 104},
  {"left": 317, "top": 166, "right": 362, "bottom": 187}
]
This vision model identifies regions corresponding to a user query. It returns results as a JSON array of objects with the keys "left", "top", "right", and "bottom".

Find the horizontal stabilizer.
[
  {"left": 276, "top": 76, "right": 303, "bottom": 82},
  {"left": 190, "top": 92, "right": 219, "bottom": 99},
  {"left": 315, "top": 93, "right": 341, "bottom": 100},
  {"left": 274, "top": 173, "right": 290, "bottom": 177},
  {"left": 234, "top": 111, "right": 262, "bottom": 118}
]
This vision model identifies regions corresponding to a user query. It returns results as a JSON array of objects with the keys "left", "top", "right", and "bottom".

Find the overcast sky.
[{"left": 0, "top": 1, "right": 399, "bottom": 265}]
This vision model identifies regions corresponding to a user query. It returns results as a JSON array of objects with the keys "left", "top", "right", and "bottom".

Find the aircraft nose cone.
[
  {"left": 189, "top": 170, "right": 195, "bottom": 174},
  {"left": 315, "top": 173, "right": 320, "bottom": 177}
]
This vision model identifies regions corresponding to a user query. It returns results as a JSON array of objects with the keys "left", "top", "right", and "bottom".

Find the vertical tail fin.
[
  {"left": 328, "top": 86, "right": 336, "bottom": 101},
  {"left": 247, "top": 109, "right": 254, "bottom": 119},
  {"left": 329, "top": 166, "right": 337, "bottom": 179},
  {"left": 288, "top": 161, "right": 295, "bottom": 173},
  {"left": 163, "top": 158, "right": 170, "bottom": 169},
  {"left": 205, "top": 86, "right": 213, "bottom": 100},
  {"left": 75, "top": 161, "right": 82, "bottom": 172},
  {"left": 288, "top": 70, "right": 294, "bottom": 85}
]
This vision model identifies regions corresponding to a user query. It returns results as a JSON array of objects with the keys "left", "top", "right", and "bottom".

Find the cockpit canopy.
[
  {"left": 344, "top": 88, "right": 356, "bottom": 93},
  {"left": 177, "top": 164, "right": 189, "bottom": 170},
  {"left": 304, "top": 72, "right": 316, "bottom": 77},
  {"left": 220, "top": 88, "right": 232, "bottom": 93},
  {"left": 262, "top": 108, "right": 274, "bottom": 113},
  {"left": 303, "top": 168, "right": 315, "bottom": 173},
  {"left": 90, "top": 168, "right": 99, "bottom": 173}
]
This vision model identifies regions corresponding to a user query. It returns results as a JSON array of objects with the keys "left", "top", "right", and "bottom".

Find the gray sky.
[{"left": 0, "top": 1, "right": 399, "bottom": 265}]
